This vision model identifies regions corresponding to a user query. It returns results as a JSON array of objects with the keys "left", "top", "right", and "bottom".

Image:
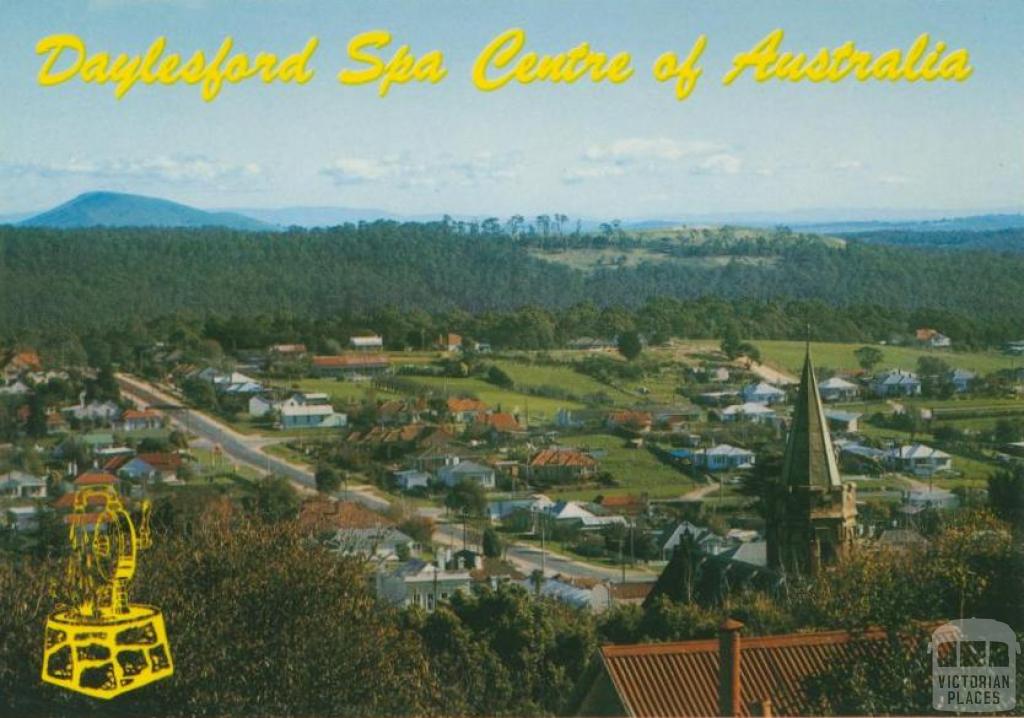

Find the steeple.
[{"left": 781, "top": 346, "right": 842, "bottom": 489}]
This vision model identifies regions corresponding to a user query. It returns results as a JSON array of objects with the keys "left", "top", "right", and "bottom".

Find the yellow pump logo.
[{"left": 41, "top": 486, "right": 173, "bottom": 698}]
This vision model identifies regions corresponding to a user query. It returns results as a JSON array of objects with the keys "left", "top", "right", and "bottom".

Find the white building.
[
  {"left": 375, "top": 559, "right": 472, "bottom": 612},
  {"left": 349, "top": 335, "right": 384, "bottom": 351},
  {"left": 818, "top": 376, "right": 860, "bottom": 402},
  {"left": 741, "top": 382, "right": 787, "bottom": 405},
  {"left": 890, "top": 444, "right": 953, "bottom": 477},
  {"left": 437, "top": 461, "right": 495, "bottom": 489}
]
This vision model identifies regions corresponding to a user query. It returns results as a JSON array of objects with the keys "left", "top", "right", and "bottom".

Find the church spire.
[{"left": 781, "top": 345, "right": 842, "bottom": 489}]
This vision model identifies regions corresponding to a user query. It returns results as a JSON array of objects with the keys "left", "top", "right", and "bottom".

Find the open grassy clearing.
[
  {"left": 542, "top": 433, "right": 697, "bottom": 501},
  {"left": 755, "top": 340, "right": 1019, "bottom": 375},
  {"left": 402, "top": 375, "right": 584, "bottom": 420},
  {"left": 490, "top": 359, "right": 635, "bottom": 402}
]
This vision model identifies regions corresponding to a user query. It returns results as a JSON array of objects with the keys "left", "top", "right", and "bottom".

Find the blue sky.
[{"left": 1, "top": 0, "right": 1022, "bottom": 219}]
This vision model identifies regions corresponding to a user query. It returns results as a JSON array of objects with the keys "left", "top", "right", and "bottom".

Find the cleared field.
[
  {"left": 491, "top": 359, "right": 635, "bottom": 402},
  {"left": 404, "top": 376, "right": 584, "bottom": 420},
  {"left": 755, "top": 340, "right": 1018, "bottom": 375},
  {"left": 544, "top": 433, "right": 697, "bottom": 501}
]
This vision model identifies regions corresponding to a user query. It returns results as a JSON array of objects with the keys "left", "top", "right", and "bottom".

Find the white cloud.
[
  {"left": 0, "top": 155, "right": 261, "bottom": 185},
  {"left": 879, "top": 174, "right": 911, "bottom": 185},
  {"left": 564, "top": 136, "right": 743, "bottom": 183},
  {"left": 691, "top": 153, "right": 743, "bottom": 176},
  {"left": 321, "top": 151, "right": 520, "bottom": 189},
  {"left": 833, "top": 159, "right": 864, "bottom": 171}
]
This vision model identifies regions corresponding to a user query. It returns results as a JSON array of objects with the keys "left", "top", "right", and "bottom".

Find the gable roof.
[
  {"left": 73, "top": 471, "right": 118, "bottom": 486},
  {"left": 782, "top": 349, "right": 841, "bottom": 489},
  {"left": 529, "top": 447, "right": 599, "bottom": 468},
  {"left": 312, "top": 354, "right": 390, "bottom": 368},
  {"left": 477, "top": 411, "right": 522, "bottom": 432},
  {"left": 596, "top": 626, "right": 894, "bottom": 717}
]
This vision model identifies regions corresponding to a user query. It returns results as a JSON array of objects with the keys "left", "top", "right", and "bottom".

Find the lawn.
[
  {"left": 755, "top": 340, "right": 1019, "bottom": 375},
  {"left": 543, "top": 433, "right": 698, "bottom": 501},
  {"left": 491, "top": 359, "right": 635, "bottom": 402},
  {"left": 265, "top": 378, "right": 395, "bottom": 405},
  {"left": 403, "top": 375, "right": 585, "bottom": 421}
]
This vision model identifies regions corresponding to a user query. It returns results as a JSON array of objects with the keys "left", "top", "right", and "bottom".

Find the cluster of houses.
[{"left": 249, "top": 391, "right": 348, "bottom": 430}]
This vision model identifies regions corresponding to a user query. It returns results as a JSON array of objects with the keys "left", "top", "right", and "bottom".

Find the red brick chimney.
[{"left": 718, "top": 618, "right": 744, "bottom": 717}]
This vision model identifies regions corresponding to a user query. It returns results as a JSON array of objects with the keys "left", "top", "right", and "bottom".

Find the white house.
[
  {"left": 824, "top": 410, "right": 861, "bottom": 433},
  {"left": 950, "top": 369, "right": 977, "bottom": 393},
  {"left": 716, "top": 402, "right": 777, "bottom": 424},
  {"left": 326, "top": 527, "right": 416, "bottom": 561},
  {"left": 741, "top": 382, "right": 787, "bottom": 405},
  {"left": 818, "top": 377, "right": 860, "bottom": 402},
  {"left": 694, "top": 444, "right": 756, "bottom": 471},
  {"left": 249, "top": 394, "right": 281, "bottom": 418},
  {"left": 393, "top": 469, "right": 430, "bottom": 491},
  {"left": 5, "top": 505, "right": 40, "bottom": 532},
  {"left": 279, "top": 404, "right": 347, "bottom": 430},
  {"left": 349, "top": 335, "right": 384, "bottom": 351},
  {"left": 437, "top": 460, "right": 496, "bottom": 489},
  {"left": 660, "top": 521, "right": 736, "bottom": 560},
  {"left": 872, "top": 370, "right": 921, "bottom": 397},
  {"left": 0, "top": 471, "right": 47, "bottom": 499},
  {"left": 890, "top": 444, "right": 953, "bottom": 477},
  {"left": 375, "top": 559, "right": 472, "bottom": 612},
  {"left": 63, "top": 399, "right": 121, "bottom": 423},
  {"left": 488, "top": 494, "right": 554, "bottom": 520}
]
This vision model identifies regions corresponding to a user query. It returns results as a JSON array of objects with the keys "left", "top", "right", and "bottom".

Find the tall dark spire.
[{"left": 781, "top": 346, "right": 842, "bottom": 489}]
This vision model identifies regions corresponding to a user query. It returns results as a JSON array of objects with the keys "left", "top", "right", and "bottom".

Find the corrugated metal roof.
[{"left": 599, "top": 626, "right": 891, "bottom": 717}]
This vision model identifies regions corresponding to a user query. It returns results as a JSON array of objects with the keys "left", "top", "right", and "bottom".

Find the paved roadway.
[{"left": 117, "top": 374, "right": 655, "bottom": 582}]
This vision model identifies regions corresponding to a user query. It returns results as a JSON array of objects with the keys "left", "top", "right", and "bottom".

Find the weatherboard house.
[
  {"left": 766, "top": 348, "right": 857, "bottom": 575},
  {"left": 871, "top": 369, "right": 921, "bottom": 397}
]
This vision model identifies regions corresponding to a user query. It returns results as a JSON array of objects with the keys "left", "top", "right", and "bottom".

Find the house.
[
  {"left": 0, "top": 470, "right": 48, "bottom": 499},
  {"left": 349, "top": 335, "right": 384, "bottom": 351},
  {"left": 488, "top": 493, "right": 554, "bottom": 520},
  {"left": 1, "top": 349, "right": 42, "bottom": 383},
  {"left": 437, "top": 333, "right": 463, "bottom": 352},
  {"left": 916, "top": 327, "right": 952, "bottom": 348},
  {"left": 715, "top": 402, "right": 776, "bottom": 424},
  {"left": 950, "top": 368, "right": 977, "bottom": 393},
  {"left": 527, "top": 448, "right": 600, "bottom": 482},
  {"left": 268, "top": 343, "right": 307, "bottom": 357},
  {"left": 311, "top": 354, "right": 390, "bottom": 378},
  {"left": 411, "top": 448, "right": 461, "bottom": 475},
  {"left": 574, "top": 620, "right": 908, "bottom": 717},
  {"left": 659, "top": 521, "right": 738, "bottom": 560},
  {"left": 325, "top": 527, "right": 416, "bottom": 561},
  {"left": 447, "top": 397, "right": 488, "bottom": 423},
  {"left": 286, "top": 392, "right": 331, "bottom": 407},
  {"left": 606, "top": 410, "right": 653, "bottom": 432},
  {"left": 445, "top": 547, "right": 480, "bottom": 571},
  {"left": 375, "top": 559, "right": 472, "bottom": 611},
  {"left": 890, "top": 443, "right": 953, "bottom": 476},
  {"left": 393, "top": 468, "right": 430, "bottom": 491},
  {"left": 117, "top": 453, "right": 183, "bottom": 482},
  {"left": 871, "top": 369, "right": 921, "bottom": 397},
  {"left": 824, "top": 410, "right": 861, "bottom": 433},
  {"left": 5, "top": 505, "right": 40, "bottom": 532},
  {"left": 248, "top": 394, "right": 281, "bottom": 418},
  {"left": 63, "top": 400, "right": 121, "bottom": 424},
  {"left": 73, "top": 471, "right": 119, "bottom": 489},
  {"left": 675, "top": 444, "right": 755, "bottom": 472},
  {"left": 547, "top": 501, "right": 627, "bottom": 529},
  {"left": 279, "top": 403, "right": 347, "bottom": 430},
  {"left": 438, "top": 460, "right": 495, "bottom": 489},
  {"left": 648, "top": 404, "right": 702, "bottom": 429},
  {"left": 475, "top": 411, "right": 523, "bottom": 435},
  {"left": 79, "top": 431, "right": 116, "bottom": 452},
  {"left": 835, "top": 441, "right": 889, "bottom": 474},
  {"left": 518, "top": 576, "right": 601, "bottom": 610},
  {"left": 695, "top": 390, "right": 741, "bottom": 407},
  {"left": 118, "top": 408, "right": 163, "bottom": 432},
  {"left": 740, "top": 382, "right": 786, "bottom": 405},
  {"left": 818, "top": 376, "right": 860, "bottom": 402}
]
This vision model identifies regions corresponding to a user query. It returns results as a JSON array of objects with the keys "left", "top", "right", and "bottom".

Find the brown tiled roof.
[
  {"left": 608, "top": 410, "right": 653, "bottom": 427},
  {"left": 477, "top": 411, "right": 521, "bottom": 432},
  {"left": 134, "top": 452, "right": 183, "bottom": 472},
  {"left": 73, "top": 471, "right": 118, "bottom": 486},
  {"left": 447, "top": 397, "right": 488, "bottom": 413},
  {"left": 103, "top": 455, "right": 133, "bottom": 472},
  {"left": 4, "top": 350, "right": 42, "bottom": 371},
  {"left": 53, "top": 492, "right": 108, "bottom": 510},
  {"left": 529, "top": 448, "right": 598, "bottom": 468},
  {"left": 599, "top": 626, "right": 892, "bottom": 717},
  {"left": 297, "top": 499, "right": 392, "bottom": 532},
  {"left": 312, "top": 354, "right": 389, "bottom": 368},
  {"left": 121, "top": 408, "right": 161, "bottom": 420}
]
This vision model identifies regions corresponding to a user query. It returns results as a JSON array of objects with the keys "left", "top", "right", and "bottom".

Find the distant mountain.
[
  {"left": 798, "top": 214, "right": 1024, "bottom": 235},
  {"left": 0, "top": 211, "right": 35, "bottom": 225},
  {"left": 20, "top": 192, "right": 274, "bottom": 231},
  {"left": 229, "top": 206, "right": 404, "bottom": 227}
]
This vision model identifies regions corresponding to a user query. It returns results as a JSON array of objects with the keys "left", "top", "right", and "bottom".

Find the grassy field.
[
  {"left": 491, "top": 359, "right": 635, "bottom": 402},
  {"left": 543, "top": 433, "right": 698, "bottom": 501},
  {"left": 403, "top": 375, "right": 584, "bottom": 420},
  {"left": 755, "top": 340, "right": 1019, "bottom": 375},
  {"left": 265, "top": 378, "right": 393, "bottom": 405}
]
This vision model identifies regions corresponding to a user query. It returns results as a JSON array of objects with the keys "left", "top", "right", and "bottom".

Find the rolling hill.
[{"left": 20, "top": 192, "right": 274, "bottom": 231}]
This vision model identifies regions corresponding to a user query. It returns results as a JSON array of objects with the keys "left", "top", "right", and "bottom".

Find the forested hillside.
[
  {"left": 845, "top": 227, "right": 1024, "bottom": 251},
  {"left": 2, "top": 222, "right": 1024, "bottom": 342}
]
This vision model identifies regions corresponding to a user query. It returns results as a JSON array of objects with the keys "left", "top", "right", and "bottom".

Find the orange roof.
[
  {"left": 64, "top": 512, "right": 103, "bottom": 526},
  {"left": 134, "top": 452, "right": 183, "bottom": 471},
  {"left": 600, "top": 494, "right": 645, "bottom": 508},
  {"left": 916, "top": 327, "right": 940, "bottom": 340},
  {"left": 477, "top": 411, "right": 521, "bottom": 432},
  {"left": 73, "top": 471, "right": 117, "bottom": 486},
  {"left": 298, "top": 499, "right": 392, "bottom": 532},
  {"left": 598, "top": 626, "right": 894, "bottom": 717},
  {"left": 53, "top": 492, "right": 108, "bottom": 510},
  {"left": 608, "top": 410, "right": 653, "bottom": 426},
  {"left": 438, "top": 333, "right": 462, "bottom": 346},
  {"left": 447, "top": 397, "right": 488, "bottom": 413},
  {"left": 4, "top": 350, "right": 42, "bottom": 372},
  {"left": 121, "top": 408, "right": 161, "bottom": 420},
  {"left": 312, "top": 354, "right": 390, "bottom": 368},
  {"left": 103, "top": 454, "right": 133, "bottom": 472},
  {"left": 529, "top": 448, "right": 598, "bottom": 468}
]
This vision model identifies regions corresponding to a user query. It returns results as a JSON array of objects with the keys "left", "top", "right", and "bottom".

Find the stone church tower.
[{"left": 767, "top": 348, "right": 857, "bottom": 575}]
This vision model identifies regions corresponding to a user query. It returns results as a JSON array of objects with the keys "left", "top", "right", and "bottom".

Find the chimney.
[{"left": 718, "top": 618, "right": 743, "bottom": 717}]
